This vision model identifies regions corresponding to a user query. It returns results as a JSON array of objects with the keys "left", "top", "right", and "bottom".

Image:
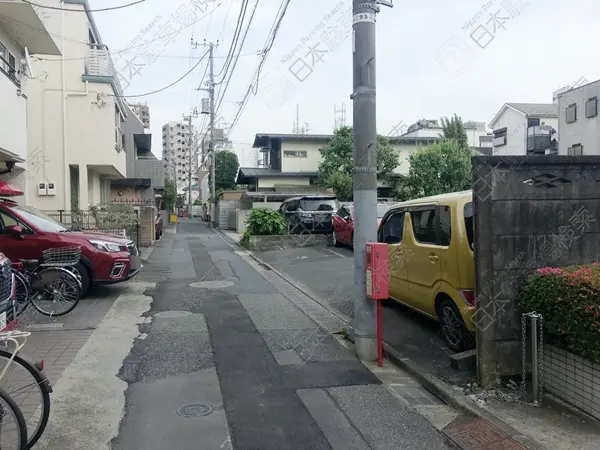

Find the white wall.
[
  {"left": 0, "top": 24, "right": 27, "bottom": 163},
  {"left": 26, "top": 3, "right": 126, "bottom": 210},
  {"left": 257, "top": 177, "right": 310, "bottom": 188},
  {"left": 280, "top": 141, "right": 323, "bottom": 172},
  {"left": 492, "top": 108, "right": 526, "bottom": 156},
  {"left": 558, "top": 82, "right": 600, "bottom": 155}
]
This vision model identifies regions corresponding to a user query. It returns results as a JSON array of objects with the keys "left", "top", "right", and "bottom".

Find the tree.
[
  {"left": 395, "top": 139, "right": 472, "bottom": 201},
  {"left": 440, "top": 114, "right": 468, "bottom": 150},
  {"left": 209, "top": 150, "right": 239, "bottom": 191},
  {"left": 163, "top": 179, "right": 177, "bottom": 212},
  {"left": 325, "top": 171, "right": 353, "bottom": 201},
  {"left": 317, "top": 126, "right": 400, "bottom": 197}
]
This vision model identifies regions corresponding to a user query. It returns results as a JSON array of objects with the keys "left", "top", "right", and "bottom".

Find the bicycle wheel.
[
  {"left": 8, "top": 272, "right": 30, "bottom": 322},
  {"left": 0, "top": 387, "right": 28, "bottom": 449},
  {"left": 0, "top": 349, "right": 51, "bottom": 449},
  {"left": 31, "top": 267, "right": 81, "bottom": 317}
]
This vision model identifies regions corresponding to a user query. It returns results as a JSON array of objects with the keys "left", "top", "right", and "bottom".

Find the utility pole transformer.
[{"left": 351, "top": 0, "right": 392, "bottom": 361}]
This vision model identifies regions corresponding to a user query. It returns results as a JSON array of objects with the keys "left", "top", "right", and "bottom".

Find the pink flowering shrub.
[{"left": 521, "top": 263, "right": 600, "bottom": 363}]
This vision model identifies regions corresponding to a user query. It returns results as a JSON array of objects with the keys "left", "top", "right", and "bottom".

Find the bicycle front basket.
[{"left": 41, "top": 246, "right": 82, "bottom": 267}]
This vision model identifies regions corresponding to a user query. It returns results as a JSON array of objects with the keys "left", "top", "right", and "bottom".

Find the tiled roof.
[{"left": 506, "top": 103, "right": 558, "bottom": 117}]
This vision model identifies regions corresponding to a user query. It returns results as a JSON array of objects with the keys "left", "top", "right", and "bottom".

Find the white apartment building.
[
  {"left": 557, "top": 79, "right": 600, "bottom": 155},
  {"left": 129, "top": 102, "right": 150, "bottom": 128},
  {"left": 162, "top": 121, "right": 198, "bottom": 193},
  {"left": 0, "top": 0, "right": 60, "bottom": 202},
  {"left": 26, "top": 0, "right": 128, "bottom": 210},
  {"left": 489, "top": 103, "right": 558, "bottom": 156}
]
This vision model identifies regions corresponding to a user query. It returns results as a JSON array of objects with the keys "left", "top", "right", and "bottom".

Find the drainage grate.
[{"left": 177, "top": 404, "right": 213, "bottom": 418}]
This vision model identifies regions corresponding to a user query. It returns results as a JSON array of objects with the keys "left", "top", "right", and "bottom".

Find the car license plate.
[
  {"left": 0, "top": 311, "right": 6, "bottom": 331},
  {"left": 129, "top": 255, "right": 141, "bottom": 270}
]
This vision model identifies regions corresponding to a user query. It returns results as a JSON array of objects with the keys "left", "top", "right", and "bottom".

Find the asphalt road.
[{"left": 256, "top": 244, "right": 475, "bottom": 388}]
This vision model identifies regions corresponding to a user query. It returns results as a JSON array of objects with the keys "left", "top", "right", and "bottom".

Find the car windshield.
[
  {"left": 377, "top": 204, "right": 389, "bottom": 218},
  {"left": 299, "top": 199, "right": 337, "bottom": 211},
  {"left": 8, "top": 204, "right": 67, "bottom": 232}
]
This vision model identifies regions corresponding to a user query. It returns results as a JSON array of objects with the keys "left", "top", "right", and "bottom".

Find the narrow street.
[{"left": 111, "top": 220, "right": 456, "bottom": 449}]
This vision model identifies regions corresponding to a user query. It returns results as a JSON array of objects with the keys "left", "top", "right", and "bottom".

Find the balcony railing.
[
  {"left": 527, "top": 125, "right": 555, "bottom": 153},
  {"left": 85, "top": 46, "right": 124, "bottom": 96}
]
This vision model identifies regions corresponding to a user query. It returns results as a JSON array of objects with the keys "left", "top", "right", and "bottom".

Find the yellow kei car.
[{"left": 377, "top": 190, "right": 475, "bottom": 351}]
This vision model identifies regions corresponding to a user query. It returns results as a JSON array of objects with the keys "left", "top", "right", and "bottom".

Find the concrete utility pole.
[
  {"left": 351, "top": 0, "right": 392, "bottom": 361},
  {"left": 196, "top": 41, "right": 217, "bottom": 225},
  {"left": 208, "top": 43, "right": 216, "bottom": 227},
  {"left": 183, "top": 110, "right": 197, "bottom": 217}
]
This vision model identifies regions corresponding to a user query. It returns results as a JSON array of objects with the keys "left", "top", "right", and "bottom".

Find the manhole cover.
[
  {"left": 177, "top": 404, "right": 213, "bottom": 418},
  {"left": 189, "top": 280, "right": 234, "bottom": 289},
  {"left": 154, "top": 311, "right": 192, "bottom": 319}
]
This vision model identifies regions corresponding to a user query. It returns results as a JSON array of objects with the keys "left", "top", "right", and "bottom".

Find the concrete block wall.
[
  {"left": 543, "top": 344, "right": 600, "bottom": 420},
  {"left": 473, "top": 156, "right": 600, "bottom": 384},
  {"left": 217, "top": 200, "right": 240, "bottom": 229},
  {"left": 138, "top": 206, "right": 155, "bottom": 247}
]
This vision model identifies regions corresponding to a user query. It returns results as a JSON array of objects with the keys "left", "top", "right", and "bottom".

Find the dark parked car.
[{"left": 278, "top": 195, "right": 338, "bottom": 234}]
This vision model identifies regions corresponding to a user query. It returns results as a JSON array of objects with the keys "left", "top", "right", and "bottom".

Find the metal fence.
[{"left": 43, "top": 209, "right": 140, "bottom": 248}]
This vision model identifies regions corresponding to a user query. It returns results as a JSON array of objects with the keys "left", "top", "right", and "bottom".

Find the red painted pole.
[{"left": 377, "top": 299, "right": 382, "bottom": 367}]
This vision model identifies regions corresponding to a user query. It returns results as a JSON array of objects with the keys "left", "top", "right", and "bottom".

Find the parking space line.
[{"left": 324, "top": 249, "right": 347, "bottom": 258}]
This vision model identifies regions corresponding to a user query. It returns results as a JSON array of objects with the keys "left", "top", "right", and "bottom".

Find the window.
[
  {"left": 381, "top": 211, "right": 405, "bottom": 244},
  {"left": 586, "top": 97, "right": 597, "bottom": 118},
  {"left": 566, "top": 103, "right": 577, "bottom": 123},
  {"left": 410, "top": 207, "right": 437, "bottom": 245},
  {"left": 299, "top": 198, "right": 337, "bottom": 211},
  {"left": 439, "top": 205, "right": 451, "bottom": 246},
  {"left": 492, "top": 127, "right": 507, "bottom": 147},
  {"left": 336, "top": 206, "right": 350, "bottom": 219},
  {"left": 464, "top": 202, "right": 474, "bottom": 251},
  {"left": 527, "top": 118, "right": 540, "bottom": 127},
  {"left": 5, "top": 205, "right": 65, "bottom": 233},
  {"left": 568, "top": 144, "right": 583, "bottom": 156},
  {"left": 283, "top": 151, "right": 307, "bottom": 158}
]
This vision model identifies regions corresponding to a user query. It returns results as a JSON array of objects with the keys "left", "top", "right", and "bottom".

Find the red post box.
[
  {"left": 366, "top": 242, "right": 389, "bottom": 300},
  {"left": 365, "top": 242, "right": 389, "bottom": 367}
]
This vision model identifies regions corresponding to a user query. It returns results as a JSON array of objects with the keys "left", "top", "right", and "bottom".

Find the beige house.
[
  {"left": 0, "top": 0, "right": 60, "bottom": 203},
  {"left": 235, "top": 133, "right": 439, "bottom": 197},
  {"left": 26, "top": 0, "right": 128, "bottom": 211}
]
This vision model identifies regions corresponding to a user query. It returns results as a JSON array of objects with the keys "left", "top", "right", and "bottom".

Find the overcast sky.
[{"left": 89, "top": 0, "right": 599, "bottom": 165}]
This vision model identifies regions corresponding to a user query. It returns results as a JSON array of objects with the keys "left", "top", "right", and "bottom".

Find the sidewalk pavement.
[{"left": 224, "top": 230, "right": 600, "bottom": 450}]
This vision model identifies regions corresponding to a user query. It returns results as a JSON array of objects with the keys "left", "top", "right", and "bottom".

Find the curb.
[
  {"left": 381, "top": 344, "right": 545, "bottom": 450},
  {"left": 216, "top": 229, "right": 545, "bottom": 449}
]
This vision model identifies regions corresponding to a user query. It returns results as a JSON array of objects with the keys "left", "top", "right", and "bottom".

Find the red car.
[
  {"left": 331, "top": 202, "right": 390, "bottom": 247},
  {"left": 0, "top": 198, "right": 141, "bottom": 296}
]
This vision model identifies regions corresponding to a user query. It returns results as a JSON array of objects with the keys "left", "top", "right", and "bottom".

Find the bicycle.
[
  {"left": 0, "top": 386, "right": 28, "bottom": 449},
  {"left": 0, "top": 268, "right": 53, "bottom": 449},
  {"left": 12, "top": 246, "right": 83, "bottom": 317}
]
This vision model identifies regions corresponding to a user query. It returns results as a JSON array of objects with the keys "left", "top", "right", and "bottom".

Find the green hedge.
[
  {"left": 240, "top": 208, "right": 285, "bottom": 246},
  {"left": 520, "top": 263, "right": 600, "bottom": 363}
]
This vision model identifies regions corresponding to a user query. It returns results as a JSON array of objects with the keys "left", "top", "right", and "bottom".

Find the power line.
[
  {"left": 33, "top": 50, "right": 259, "bottom": 62},
  {"left": 21, "top": 0, "right": 148, "bottom": 12},
  {"left": 109, "top": 49, "right": 209, "bottom": 98},
  {"left": 215, "top": 0, "right": 259, "bottom": 110},
  {"left": 228, "top": 0, "right": 291, "bottom": 134},
  {"left": 214, "top": 0, "right": 248, "bottom": 80}
]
